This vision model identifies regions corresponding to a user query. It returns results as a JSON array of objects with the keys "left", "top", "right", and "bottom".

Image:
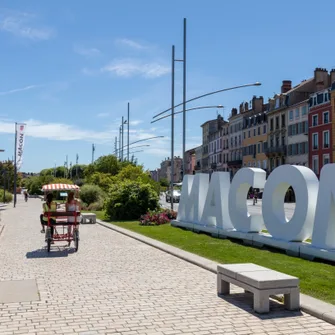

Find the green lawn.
[{"left": 91, "top": 211, "right": 335, "bottom": 304}]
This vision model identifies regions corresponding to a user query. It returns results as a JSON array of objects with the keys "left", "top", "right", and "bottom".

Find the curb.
[{"left": 97, "top": 220, "right": 335, "bottom": 326}]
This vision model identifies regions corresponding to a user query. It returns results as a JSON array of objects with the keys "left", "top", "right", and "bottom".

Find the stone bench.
[
  {"left": 81, "top": 213, "right": 96, "bottom": 224},
  {"left": 217, "top": 263, "right": 299, "bottom": 314}
]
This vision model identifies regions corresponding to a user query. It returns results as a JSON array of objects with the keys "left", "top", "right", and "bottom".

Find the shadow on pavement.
[
  {"left": 218, "top": 292, "right": 303, "bottom": 319},
  {"left": 26, "top": 246, "right": 76, "bottom": 259}
]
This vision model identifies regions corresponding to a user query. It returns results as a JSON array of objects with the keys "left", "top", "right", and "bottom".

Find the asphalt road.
[{"left": 160, "top": 193, "right": 179, "bottom": 211}]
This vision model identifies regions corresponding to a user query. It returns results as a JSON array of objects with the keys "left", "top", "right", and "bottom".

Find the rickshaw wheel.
[
  {"left": 47, "top": 239, "right": 51, "bottom": 253},
  {"left": 74, "top": 229, "right": 79, "bottom": 252}
]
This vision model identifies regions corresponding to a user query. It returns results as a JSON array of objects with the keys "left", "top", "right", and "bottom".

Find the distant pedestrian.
[{"left": 253, "top": 190, "right": 258, "bottom": 205}]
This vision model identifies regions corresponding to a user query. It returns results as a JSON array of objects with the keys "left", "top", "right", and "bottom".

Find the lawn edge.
[{"left": 97, "top": 219, "right": 335, "bottom": 325}]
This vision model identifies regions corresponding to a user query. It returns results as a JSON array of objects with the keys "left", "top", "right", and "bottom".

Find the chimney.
[
  {"left": 252, "top": 96, "right": 264, "bottom": 112},
  {"left": 239, "top": 103, "right": 243, "bottom": 113},
  {"left": 244, "top": 102, "right": 248, "bottom": 111},
  {"left": 330, "top": 69, "right": 335, "bottom": 86},
  {"left": 314, "top": 68, "right": 329, "bottom": 91},
  {"left": 281, "top": 80, "right": 292, "bottom": 93}
]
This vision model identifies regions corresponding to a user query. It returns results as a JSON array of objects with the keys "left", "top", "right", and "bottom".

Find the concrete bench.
[
  {"left": 217, "top": 263, "right": 299, "bottom": 314},
  {"left": 81, "top": 213, "right": 96, "bottom": 224}
]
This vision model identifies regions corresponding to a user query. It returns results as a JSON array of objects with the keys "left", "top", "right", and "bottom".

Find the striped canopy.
[{"left": 42, "top": 184, "right": 80, "bottom": 191}]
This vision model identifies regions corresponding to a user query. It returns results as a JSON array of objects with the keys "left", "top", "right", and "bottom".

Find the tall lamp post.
[
  {"left": 153, "top": 82, "right": 261, "bottom": 210},
  {"left": 127, "top": 102, "right": 130, "bottom": 161}
]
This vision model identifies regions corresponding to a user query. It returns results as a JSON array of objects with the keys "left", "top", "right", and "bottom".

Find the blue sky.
[{"left": 0, "top": 0, "right": 334, "bottom": 173}]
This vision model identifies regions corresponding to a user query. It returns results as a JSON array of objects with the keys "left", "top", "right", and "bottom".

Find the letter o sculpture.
[{"left": 262, "top": 165, "right": 319, "bottom": 242}]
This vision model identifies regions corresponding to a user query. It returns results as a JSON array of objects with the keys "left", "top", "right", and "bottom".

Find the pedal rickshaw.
[{"left": 41, "top": 183, "right": 81, "bottom": 252}]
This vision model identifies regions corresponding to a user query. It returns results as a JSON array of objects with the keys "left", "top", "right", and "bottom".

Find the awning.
[{"left": 42, "top": 184, "right": 80, "bottom": 191}]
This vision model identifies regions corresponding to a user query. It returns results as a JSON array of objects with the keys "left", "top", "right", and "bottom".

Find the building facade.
[
  {"left": 160, "top": 156, "right": 183, "bottom": 182},
  {"left": 201, "top": 115, "right": 223, "bottom": 173},
  {"left": 228, "top": 108, "right": 243, "bottom": 177},
  {"left": 241, "top": 96, "right": 268, "bottom": 170},
  {"left": 194, "top": 145, "right": 202, "bottom": 173},
  {"left": 184, "top": 147, "right": 197, "bottom": 175},
  {"left": 286, "top": 100, "right": 309, "bottom": 166},
  {"left": 221, "top": 121, "right": 229, "bottom": 171},
  {"left": 308, "top": 88, "right": 332, "bottom": 177}
]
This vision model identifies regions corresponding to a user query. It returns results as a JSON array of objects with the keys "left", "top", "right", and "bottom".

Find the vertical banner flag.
[{"left": 15, "top": 123, "right": 26, "bottom": 171}]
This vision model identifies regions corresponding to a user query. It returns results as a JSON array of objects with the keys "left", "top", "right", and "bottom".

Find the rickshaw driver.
[{"left": 40, "top": 193, "right": 57, "bottom": 240}]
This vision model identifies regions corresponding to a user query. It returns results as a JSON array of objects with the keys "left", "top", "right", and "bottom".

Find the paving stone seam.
[
  {"left": 97, "top": 219, "right": 335, "bottom": 326},
  {"left": 0, "top": 224, "right": 4, "bottom": 238}
]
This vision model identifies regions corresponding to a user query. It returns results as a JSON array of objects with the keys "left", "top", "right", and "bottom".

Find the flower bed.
[{"left": 139, "top": 209, "right": 177, "bottom": 226}]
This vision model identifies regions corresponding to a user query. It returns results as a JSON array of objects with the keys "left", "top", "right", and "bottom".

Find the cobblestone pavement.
[{"left": 0, "top": 197, "right": 333, "bottom": 335}]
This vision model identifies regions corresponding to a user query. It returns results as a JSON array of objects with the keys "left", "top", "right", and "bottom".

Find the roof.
[{"left": 42, "top": 184, "right": 80, "bottom": 191}]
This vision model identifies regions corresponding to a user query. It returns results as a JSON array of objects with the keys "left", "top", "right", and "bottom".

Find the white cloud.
[
  {"left": 0, "top": 118, "right": 169, "bottom": 156},
  {"left": 96, "top": 112, "right": 110, "bottom": 118},
  {"left": 74, "top": 45, "right": 101, "bottom": 57},
  {"left": 0, "top": 10, "right": 55, "bottom": 41},
  {"left": 115, "top": 38, "right": 146, "bottom": 50},
  {"left": 0, "top": 85, "right": 40, "bottom": 96},
  {"left": 130, "top": 120, "right": 143, "bottom": 126},
  {"left": 101, "top": 59, "right": 170, "bottom": 78}
]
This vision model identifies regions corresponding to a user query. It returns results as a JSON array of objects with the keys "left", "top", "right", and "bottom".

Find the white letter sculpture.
[
  {"left": 177, "top": 173, "right": 209, "bottom": 224},
  {"left": 228, "top": 168, "right": 266, "bottom": 233},
  {"left": 311, "top": 164, "right": 335, "bottom": 249},
  {"left": 262, "top": 165, "right": 319, "bottom": 242},
  {"left": 200, "top": 172, "right": 233, "bottom": 230}
]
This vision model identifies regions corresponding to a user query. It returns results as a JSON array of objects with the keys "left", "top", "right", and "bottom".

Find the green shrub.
[
  {"left": 87, "top": 198, "right": 104, "bottom": 211},
  {"left": 80, "top": 184, "right": 104, "bottom": 205},
  {"left": 104, "top": 180, "right": 159, "bottom": 220},
  {"left": 0, "top": 190, "right": 13, "bottom": 203}
]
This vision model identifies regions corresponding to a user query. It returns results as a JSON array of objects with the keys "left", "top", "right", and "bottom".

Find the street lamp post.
[
  {"left": 121, "top": 116, "right": 124, "bottom": 162},
  {"left": 153, "top": 82, "right": 261, "bottom": 120},
  {"left": 151, "top": 105, "right": 224, "bottom": 124},
  {"left": 127, "top": 102, "right": 130, "bottom": 161},
  {"left": 182, "top": 18, "right": 187, "bottom": 187},
  {"left": 152, "top": 82, "right": 261, "bottom": 192},
  {"left": 118, "top": 126, "right": 122, "bottom": 160},
  {"left": 170, "top": 45, "right": 175, "bottom": 211}
]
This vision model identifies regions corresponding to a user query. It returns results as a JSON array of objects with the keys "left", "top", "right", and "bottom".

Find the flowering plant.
[{"left": 139, "top": 209, "right": 175, "bottom": 226}]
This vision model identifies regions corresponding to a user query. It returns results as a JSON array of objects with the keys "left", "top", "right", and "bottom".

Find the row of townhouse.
[{"left": 187, "top": 67, "right": 335, "bottom": 179}]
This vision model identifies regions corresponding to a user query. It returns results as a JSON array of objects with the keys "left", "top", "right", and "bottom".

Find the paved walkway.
[{"left": 0, "top": 198, "right": 334, "bottom": 335}]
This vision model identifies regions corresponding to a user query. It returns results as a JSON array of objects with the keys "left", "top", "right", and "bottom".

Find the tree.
[
  {"left": 94, "top": 155, "right": 120, "bottom": 175},
  {"left": 105, "top": 180, "right": 159, "bottom": 220},
  {"left": 159, "top": 178, "right": 169, "bottom": 187}
]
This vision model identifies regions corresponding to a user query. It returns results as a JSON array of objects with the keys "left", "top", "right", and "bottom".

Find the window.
[
  {"left": 243, "top": 132, "right": 246, "bottom": 139},
  {"left": 270, "top": 118, "right": 274, "bottom": 131},
  {"left": 289, "top": 110, "right": 293, "bottom": 121},
  {"left": 253, "top": 129, "right": 256, "bottom": 136},
  {"left": 280, "top": 115, "right": 284, "bottom": 129},
  {"left": 263, "top": 124, "right": 267, "bottom": 134},
  {"left": 295, "top": 108, "right": 300, "bottom": 119},
  {"left": 275, "top": 116, "right": 279, "bottom": 129},
  {"left": 257, "top": 143, "right": 261, "bottom": 153},
  {"left": 288, "top": 144, "right": 292, "bottom": 155},
  {"left": 304, "top": 142, "right": 308, "bottom": 154},
  {"left": 262, "top": 160, "right": 267, "bottom": 169},
  {"left": 248, "top": 130, "right": 250, "bottom": 138},
  {"left": 292, "top": 125, "right": 296, "bottom": 136},
  {"left": 312, "top": 115, "right": 318, "bottom": 126},
  {"left": 323, "top": 131, "right": 329, "bottom": 148},
  {"left": 258, "top": 127, "right": 260, "bottom": 135},
  {"left": 323, "top": 111, "right": 329, "bottom": 124},
  {"left": 312, "top": 133, "right": 318, "bottom": 150},
  {"left": 312, "top": 156, "right": 319, "bottom": 175},
  {"left": 288, "top": 125, "right": 292, "bottom": 136},
  {"left": 302, "top": 106, "right": 307, "bottom": 116},
  {"left": 323, "top": 154, "right": 330, "bottom": 166}
]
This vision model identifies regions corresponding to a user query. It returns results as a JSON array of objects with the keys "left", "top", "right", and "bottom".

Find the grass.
[{"left": 90, "top": 211, "right": 335, "bottom": 305}]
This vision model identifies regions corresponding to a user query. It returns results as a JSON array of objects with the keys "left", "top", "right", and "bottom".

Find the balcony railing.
[
  {"left": 265, "top": 145, "right": 287, "bottom": 156},
  {"left": 227, "top": 159, "right": 243, "bottom": 166}
]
